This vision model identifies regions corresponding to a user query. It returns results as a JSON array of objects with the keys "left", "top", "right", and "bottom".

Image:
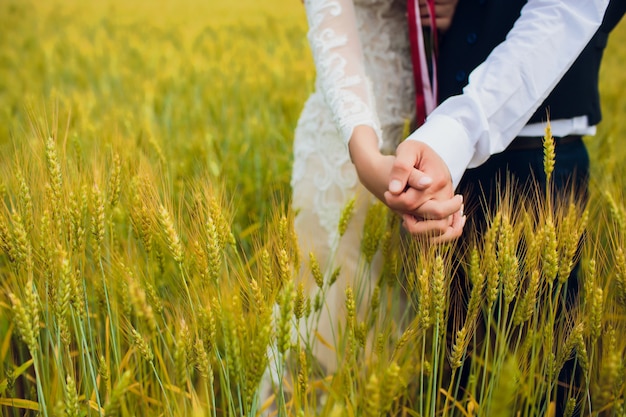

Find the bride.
[{"left": 291, "top": 0, "right": 462, "bottom": 376}]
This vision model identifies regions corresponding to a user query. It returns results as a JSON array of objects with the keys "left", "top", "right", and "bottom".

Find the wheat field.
[{"left": 1, "top": 1, "right": 626, "bottom": 416}]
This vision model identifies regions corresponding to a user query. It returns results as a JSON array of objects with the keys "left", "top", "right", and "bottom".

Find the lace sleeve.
[{"left": 304, "top": 0, "right": 383, "bottom": 147}]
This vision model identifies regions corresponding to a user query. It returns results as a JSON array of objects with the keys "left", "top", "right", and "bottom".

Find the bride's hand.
[
  {"left": 419, "top": 0, "right": 459, "bottom": 34},
  {"left": 348, "top": 126, "right": 402, "bottom": 203},
  {"left": 349, "top": 127, "right": 434, "bottom": 205}
]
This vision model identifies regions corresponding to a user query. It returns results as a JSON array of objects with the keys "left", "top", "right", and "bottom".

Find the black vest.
[{"left": 436, "top": 0, "right": 626, "bottom": 126}]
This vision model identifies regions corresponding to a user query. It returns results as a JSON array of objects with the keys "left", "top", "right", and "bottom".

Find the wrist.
[
  {"left": 348, "top": 126, "right": 390, "bottom": 201},
  {"left": 348, "top": 125, "right": 380, "bottom": 168}
]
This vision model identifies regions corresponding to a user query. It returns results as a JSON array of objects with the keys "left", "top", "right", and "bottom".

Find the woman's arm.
[
  {"left": 303, "top": 0, "right": 382, "bottom": 147},
  {"left": 304, "top": 0, "right": 464, "bottom": 239}
]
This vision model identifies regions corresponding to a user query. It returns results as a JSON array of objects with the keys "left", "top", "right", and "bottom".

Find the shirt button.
[
  {"left": 455, "top": 70, "right": 466, "bottom": 82},
  {"left": 466, "top": 32, "right": 478, "bottom": 44}
]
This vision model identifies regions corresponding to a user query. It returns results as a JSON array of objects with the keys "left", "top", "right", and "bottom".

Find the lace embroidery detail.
[{"left": 305, "top": 0, "right": 383, "bottom": 145}]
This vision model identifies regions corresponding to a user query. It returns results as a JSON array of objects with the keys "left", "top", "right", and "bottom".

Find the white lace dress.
[
  {"left": 290, "top": 0, "right": 415, "bottom": 372},
  {"left": 292, "top": 0, "right": 414, "bottom": 247}
]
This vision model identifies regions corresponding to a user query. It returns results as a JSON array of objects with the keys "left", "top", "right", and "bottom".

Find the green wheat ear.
[
  {"left": 338, "top": 196, "right": 356, "bottom": 238},
  {"left": 543, "top": 119, "right": 555, "bottom": 183}
]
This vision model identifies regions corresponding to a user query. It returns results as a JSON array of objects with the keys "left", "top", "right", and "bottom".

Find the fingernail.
[
  {"left": 417, "top": 176, "right": 432, "bottom": 186},
  {"left": 389, "top": 180, "right": 403, "bottom": 193},
  {"left": 460, "top": 203, "right": 464, "bottom": 217}
]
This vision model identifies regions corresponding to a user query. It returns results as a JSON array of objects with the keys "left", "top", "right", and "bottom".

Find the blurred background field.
[
  {"left": 1, "top": 0, "right": 626, "bottom": 416},
  {"left": 0, "top": 0, "right": 312, "bottom": 241}
]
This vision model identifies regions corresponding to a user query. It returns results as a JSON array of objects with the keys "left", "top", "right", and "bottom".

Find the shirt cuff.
[{"left": 405, "top": 114, "right": 475, "bottom": 190}]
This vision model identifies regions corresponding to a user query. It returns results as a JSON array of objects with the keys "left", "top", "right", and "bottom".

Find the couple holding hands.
[{"left": 286, "top": 0, "right": 624, "bottom": 413}]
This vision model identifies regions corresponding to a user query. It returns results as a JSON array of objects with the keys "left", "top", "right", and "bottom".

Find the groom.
[
  {"left": 387, "top": 0, "right": 624, "bottom": 240},
  {"left": 387, "top": 1, "right": 625, "bottom": 415}
]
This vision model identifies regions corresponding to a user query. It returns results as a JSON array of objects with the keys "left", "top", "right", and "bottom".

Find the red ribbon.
[{"left": 407, "top": 0, "right": 438, "bottom": 127}]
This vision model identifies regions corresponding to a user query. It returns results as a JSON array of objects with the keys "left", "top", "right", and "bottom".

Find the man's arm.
[{"left": 399, "top": 0, "right": 610, "bottom": 191}]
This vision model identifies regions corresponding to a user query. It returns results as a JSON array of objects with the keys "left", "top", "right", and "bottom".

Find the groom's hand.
[{"left": 384, "top": 139, "right": 465, "bottom": 241}]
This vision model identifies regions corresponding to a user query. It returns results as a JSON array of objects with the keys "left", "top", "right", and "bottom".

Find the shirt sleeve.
[
  {"left": 304, "top": 0, "right": 383, "bottom": 148},
  {"left": 405, "top": 0, "right": 610, "bottom": 189}
]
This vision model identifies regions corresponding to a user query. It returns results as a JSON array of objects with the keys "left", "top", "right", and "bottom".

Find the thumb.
[
  {"left": 388, "top": 142, "right": 431, "bottom": 195},
  {"left": 388, "top": 161, "right": 411, "bottom": 195}
]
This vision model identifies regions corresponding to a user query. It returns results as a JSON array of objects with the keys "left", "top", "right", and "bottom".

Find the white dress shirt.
[{"left": 406, "top": 0, "right": 610, "bottom": 188}]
